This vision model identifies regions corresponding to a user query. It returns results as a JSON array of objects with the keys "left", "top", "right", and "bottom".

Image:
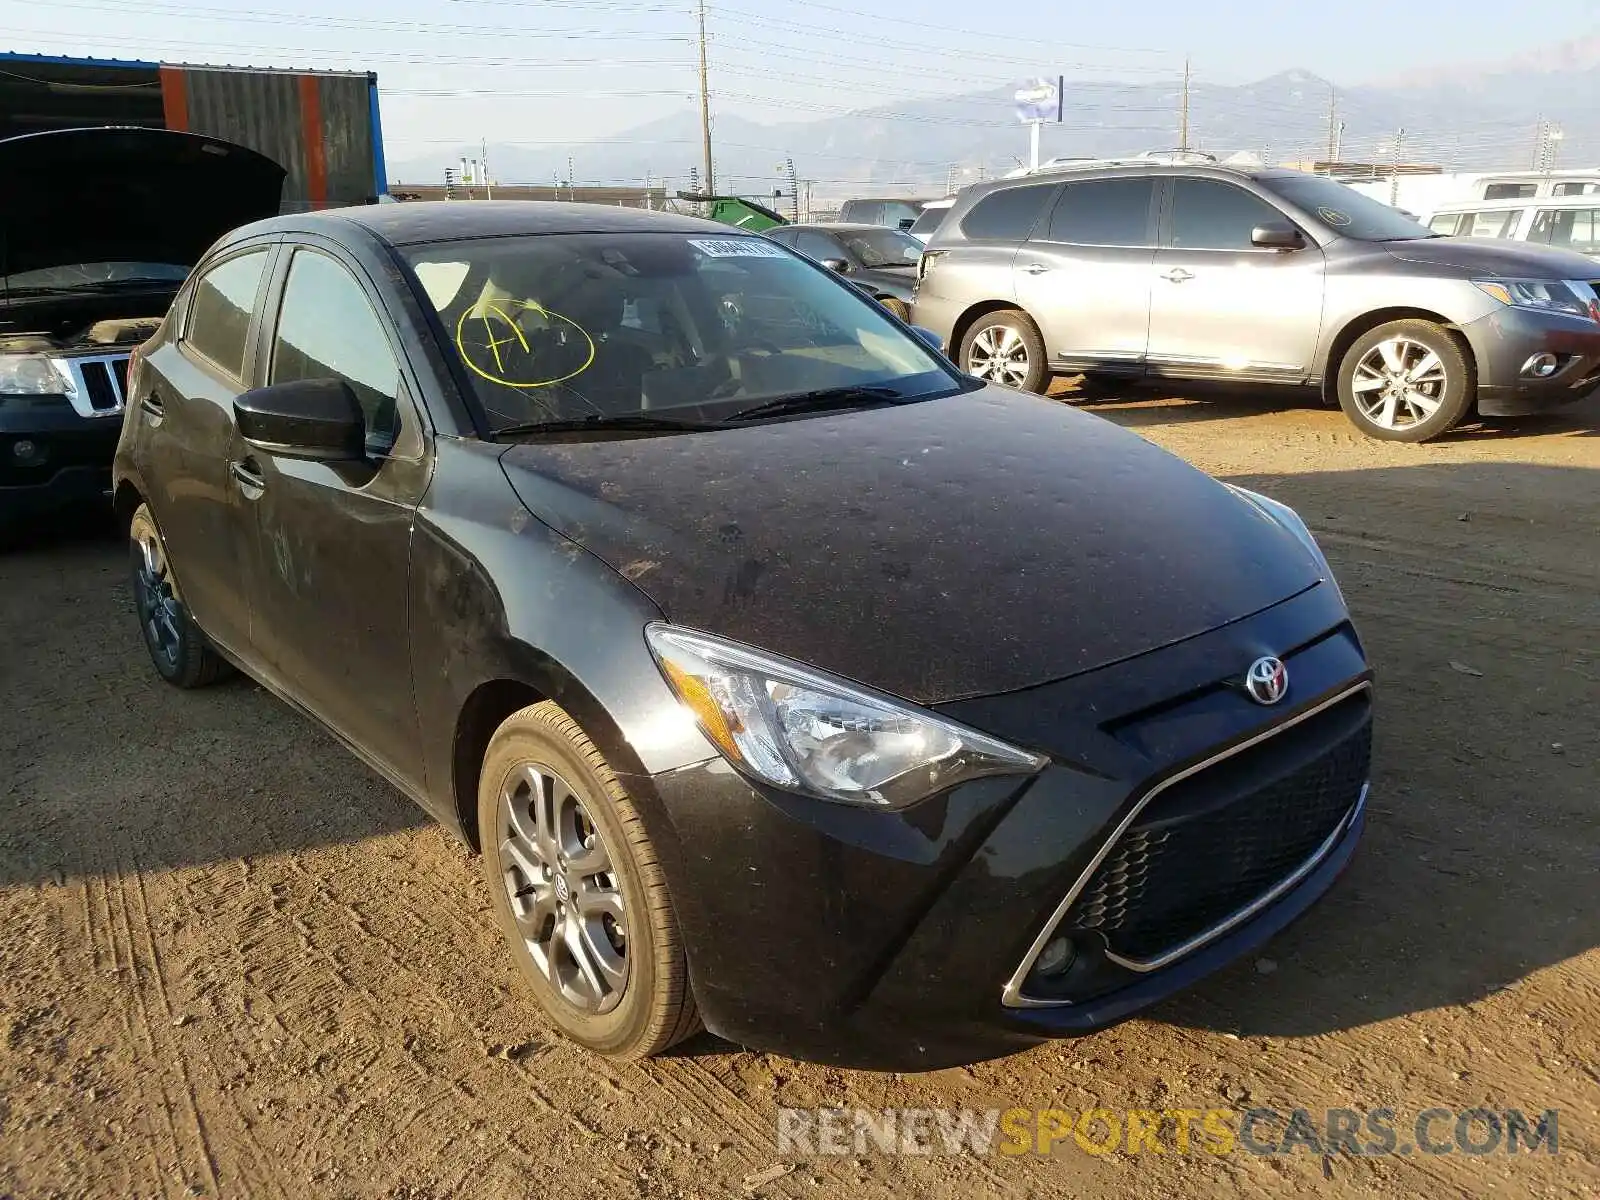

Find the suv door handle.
[
  {"left": 139, "top": 394, "right": 164, "bottom": 417},
  {"left": 229, "top": 458, "right": 265, "bottom": 493},
  {"left": 1022, "top": 263, "right": 1051, "bottom": 275},
  {"left": 1161, "top": 268, "right": 1195, "bottom": 283}
]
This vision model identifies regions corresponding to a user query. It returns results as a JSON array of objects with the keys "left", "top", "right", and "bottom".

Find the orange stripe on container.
[
  {"left": 298, "top": 74, "right": 327, "bottom": 208},
  {"left": 159, "top": 67, "right": 188, "bottom": 132}
]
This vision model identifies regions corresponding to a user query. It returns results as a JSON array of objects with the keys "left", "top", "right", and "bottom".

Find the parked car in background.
[
  {"left": 114, "top": 201, "right": 1370, "bottom": 1070},
  {"left": 913, "top": 161, "right": 1600, "bottom": 441},
  {"left": 838, "top": 197, "right": 930, "bottom": 230},
  {"left": 0, "top": 127, "right": 283, "bottom": 532},
  {"left": 906, "top": 196, "right": 956, "bottom": 244},
  {"left": 1422, "top": 195, "right": 1600, "bottom": 259},
  {"left": 765, "top": 222, "right": 921, "bottom": 317}
]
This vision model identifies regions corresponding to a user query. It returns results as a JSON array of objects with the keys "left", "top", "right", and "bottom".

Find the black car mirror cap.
[
  {"left": 820, "top": 257, "right": 851, "bottom": 274},
  {"left": 1252, "top": 222, "right": 1306, "bottom": 250},
  {"left": 235, "top": 378, "right": 367, "bottom": 461}
]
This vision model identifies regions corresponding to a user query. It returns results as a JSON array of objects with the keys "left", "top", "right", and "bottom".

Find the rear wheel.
[
  {"left": 1336, "top": 319, "right": 1473, "bottom": 442},
  {"left": 128, "top": 503, "right": 232, "bottom": 688},
  {"left": 477, "top": 701, "right": 699, "bottom": 1060},
  {"left": 959, "top": 309, "right": 1049, "bottom": 393}
]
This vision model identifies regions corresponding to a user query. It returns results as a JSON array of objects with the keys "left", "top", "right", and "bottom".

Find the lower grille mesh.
[{"left": 1063, "top": 709, "right": 1371, "bottom": 963}]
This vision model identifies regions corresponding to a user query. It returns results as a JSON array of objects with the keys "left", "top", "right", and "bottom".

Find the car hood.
[
  {"left": 1384, "top": 236, "right": 1600, "bottom": 278},
  {"left": 0, "top": 127, "right": 285, "bottom": 281},
  {"left": 499, "top": 388, "right": 1325, "bottom": 704}
]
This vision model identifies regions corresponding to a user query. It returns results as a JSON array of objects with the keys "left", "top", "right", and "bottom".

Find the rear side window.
[
  {"left": 1428, "top": 214, "right": 1462, "bottom": 235},
  {"left": 1458, "top": 209, "right": 1522, "bottom": 238},
  {"left": 909, "top": 206, "right": 949, "bottom": 239},
  {"left": 961, "top": 185, "right": 1055, "bottom": 241},
  {"left": 1165, "top": 179, "right": 1285, "bottom": 251},
  {"left": 271, "top": 249, "right": 406, "bottom": 454},
  {"left": 1529, "top": 207, "right": 1600, "bottom": 255},
  {"left": 184, "top": 250, "right": 269, "bottom": 377},
  {"left": 1043, "top": 177, "right": 1156, "bottom": 246}
]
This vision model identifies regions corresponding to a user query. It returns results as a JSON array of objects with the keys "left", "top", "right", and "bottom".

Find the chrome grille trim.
[{"left": 61, "top": 353, "right": 131, "bottom": 419}]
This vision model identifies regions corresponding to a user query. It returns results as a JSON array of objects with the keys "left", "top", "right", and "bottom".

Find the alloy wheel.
[
  {"left": 1350, "top": 337, "right": 1448, "bottom": 431},
  {"left": 497, "top": 762, "right": 630, "bottom": 1015},
  {"left": 966, "top": 324, "right": 1032, "bottom": 388},
  {"left": 134, "top": 527, "right": 183, "bottom": 673}
]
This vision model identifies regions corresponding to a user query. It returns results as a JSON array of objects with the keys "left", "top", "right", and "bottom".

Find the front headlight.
[
  {"left": 1472, "top": 278, "right": 1598, "bottom": 320},
  {"left": 646, "top": 626, "right": 1045, "bottom": 809},
  {"left": 1227, "top": 485, "right": 1345, "bottom": 607},
  {"left": 0, "top": 353, "right": 73, "bottom": 396}
]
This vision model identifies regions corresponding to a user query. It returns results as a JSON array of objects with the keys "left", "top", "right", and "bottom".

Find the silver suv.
[{"left": 912, "top": 162, "right": 1600, "bottom": 441}]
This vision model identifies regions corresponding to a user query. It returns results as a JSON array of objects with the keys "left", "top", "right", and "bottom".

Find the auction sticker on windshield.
[{"left": 690, "top": 238, "right": 788, "bottom": 258}]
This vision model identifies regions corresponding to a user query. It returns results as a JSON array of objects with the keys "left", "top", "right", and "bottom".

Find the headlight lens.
[
  {"left": 0, "top": 353, "right": 73, "bottom": 396},
  {"left": 646, "top": 626, "right": 1045, "bottom": 808},
  {"left": 1472, "top": 278, "right": 1598, "bottom": 319},
  {"left": 1227, "top": 485, "right": 1345, "bottom": 606}
]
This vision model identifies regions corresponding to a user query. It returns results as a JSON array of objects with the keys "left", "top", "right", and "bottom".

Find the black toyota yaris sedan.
[{"left": 113, "top": 202, "right": 1372, "bottom": 1070}]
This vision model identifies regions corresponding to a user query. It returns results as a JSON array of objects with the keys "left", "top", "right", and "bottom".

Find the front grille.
[
  {"left": 1061, "top": 699, "right": 1371, "bottom": 965},
  {"left": 79, "top": 361, "right": 120, "bottom": 412}
]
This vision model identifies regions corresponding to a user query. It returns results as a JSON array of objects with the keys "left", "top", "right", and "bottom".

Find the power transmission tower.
[
  {"left": 1325, "top": 86, "right": 1338, "bottom": 161},
  {"left": 697, "top": 0, "right": 714, "bottom": 195},
  {"left": 1178, "top": 57, "right": 1191, "bottom": 151},
  {"left": 1388, "top": 128, "right": 1406, "bottom": 206}
]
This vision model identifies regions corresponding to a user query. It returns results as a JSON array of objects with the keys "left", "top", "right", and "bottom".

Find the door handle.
[
  {"left": 139, "top": 395, "right": 164, "bottom": 417},
  {"left": 1161, "top": 268, "right": 1195, "bottom": 283},
  {"left": 229, "top": 458, "right": 265, "bottom": 493},
  {"left": 1022, "top": 263, "right": 1051, "bottom": 275}
]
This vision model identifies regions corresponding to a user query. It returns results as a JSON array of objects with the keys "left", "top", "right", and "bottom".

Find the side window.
[
  {"left": 795, "top": 231, "right": 842, "bottom": 263},
  {"left": 1537, "top": 208, "right": 1600, "bottom": 254},
  {"left": 1462, "top": 209, "right": 1521, "bottom": 238},
  {"left": 271, "top": 250, "right": 408, "bottom": 455},
  {"left": 883, "top": 202, "right": 920, "bottom": 229},
  {"left": 844, "top": 201, "right": 884, "bottom": 225},
  {"left": 184, "top": 250, "right": 269, "bottom": 378},
  {"left": 1428, "top": 214, "right": 1462, "bottom": 235},
  {"left": 1165, "top": 179, "right": 1286, "bottom": 251},
  {"left": 1043, "top": 177, "right": 1156, "bottom": 246},
  {"left": 960, "top": 185, "right": 1056, "bottom": 241},
  {"left": 1483, "top": 183, "right": 1536, "bottom": 200}
]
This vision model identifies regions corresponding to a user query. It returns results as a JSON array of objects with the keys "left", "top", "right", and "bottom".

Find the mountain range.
[{"left": 390, "top": 49, "right": 1600, "bottom": 200}]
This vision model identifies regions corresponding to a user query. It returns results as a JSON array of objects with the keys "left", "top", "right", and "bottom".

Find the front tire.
[
  {"left": 128, "top": 503, "right": 232, "bottom": 688},
  {"left": 959, "top": 309, "right": 1049, "bottom": 393},
  {"left": 878, "top": 296, "right": 910, "bottom": 321},
  {"left": 1336, "top": 319, "right": 1473, "bottom": 442},
  {"left": 477, "top": 701, "right": 699, "bottom": 1060}
]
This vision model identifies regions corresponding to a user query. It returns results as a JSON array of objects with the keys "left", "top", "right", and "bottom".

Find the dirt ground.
[{"left": 2, "top": 388, "right": 1597, "bottom": 1199}]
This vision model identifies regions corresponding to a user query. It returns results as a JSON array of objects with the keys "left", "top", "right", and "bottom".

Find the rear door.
[
  {"left": 1146, "top": 176, "right": 1327, "bottom": 379},
  {"left": 1013, "top": 175, "right": 1159, "bottom": 371},
  {"left": 236, "top": 240, "right": 432, "bottom": 792},
  {"left": 135, "top": 240, "right": 277, "bottom": 659}
]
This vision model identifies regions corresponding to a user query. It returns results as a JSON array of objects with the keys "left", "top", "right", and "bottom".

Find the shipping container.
[{"left": 0, "top": 52, "right": 386, "bottom": 211}]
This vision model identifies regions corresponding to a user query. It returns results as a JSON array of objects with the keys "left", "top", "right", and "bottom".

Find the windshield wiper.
[
  {"left": 494, "top": 412, "right": 729, "bottom": 438},
  {"left": 727, "top": 385, "right": 908, "bottom": 423}
]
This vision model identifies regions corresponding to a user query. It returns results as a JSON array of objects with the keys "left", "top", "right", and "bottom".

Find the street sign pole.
[{"left": 1029, "top": 119, "right": 1041, "bottom": 171}]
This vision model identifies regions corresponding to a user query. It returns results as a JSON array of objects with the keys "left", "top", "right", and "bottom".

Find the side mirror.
[
  {"left": 235, "top": 378, "right": 366, "bottom": 461},
  {"left": 909, "top": 325, "right": 945, "bottom": 353},
  {"left": 1252, "top": 222, "right": 1305, "bottom": 250},
  {"left": 820, "top": 257, "right": 851, "bottom": 274}
]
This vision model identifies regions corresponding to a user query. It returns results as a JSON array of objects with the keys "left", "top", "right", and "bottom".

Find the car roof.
[
  {"left": 783, "top": 222, "right": 911, "bottom": 233},
  {"left": 1428, "top": 194, "right": 1600, "bottom": 213},
  {"left": 232, "top": 200, "right": 734, "bottom": 247}
]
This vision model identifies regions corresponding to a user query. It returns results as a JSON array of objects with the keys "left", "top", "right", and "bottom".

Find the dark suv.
[{"left": 912, "top": 162, "right": 1600, "bottom": 441}]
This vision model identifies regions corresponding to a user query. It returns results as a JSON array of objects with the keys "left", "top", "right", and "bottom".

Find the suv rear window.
[
  {"left": 1043, "top": 177, "right": 1156, "bottom": 246},
  {"left": 960, "top": 184, "right": 1055, "bottom": 241}
]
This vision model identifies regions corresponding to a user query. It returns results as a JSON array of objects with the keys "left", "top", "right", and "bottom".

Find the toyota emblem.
[{"left": 1244, "top": 656, "right": 1289, "bottom": 705}]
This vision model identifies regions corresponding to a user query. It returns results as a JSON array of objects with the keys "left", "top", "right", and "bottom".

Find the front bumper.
[
  {"left": 627, "top": 582, "right": 1372, "bottom": 1069},
  {"left": 0, "top": 400, "right": 122, "bottom": 524},
  {"left": 1460, "top": 305, "right": 1600, "bottom": 416}
]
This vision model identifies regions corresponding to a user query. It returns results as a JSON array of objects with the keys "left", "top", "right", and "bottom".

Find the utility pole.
[
  {"left": 783, "top": 157, "right": 799, "bottom": 220},
  {"left": 1388, "top": 128, "right": 1406, "bottom": 207},
  {"left": 697, "top": 0, "right": 714, "bottom": 196},
  {"left": 567, "top": 155, "right": 575, "bottom": 201},
  {"left": 1325, "top": 86, "right": 1338, "bottom": 162},
  {"left": 482, "top": 139, "right": 492, "bottom": 200},
  {"left": 1178, "top": 57, "right": 1190, "bottom": 152}
]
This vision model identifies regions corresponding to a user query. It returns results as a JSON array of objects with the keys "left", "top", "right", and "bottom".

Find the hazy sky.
[{"left": 4, "top": 0, "right": 1597, "bottom": 165}]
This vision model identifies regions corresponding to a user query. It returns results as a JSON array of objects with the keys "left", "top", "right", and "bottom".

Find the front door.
[
  {"left": 1147, "top": 177, "right": 1327, "bottom": 379},
  {"left": 234, "top": 244, "right": 431, "bottom": 794},
  {"left": 1014, "top": 175, "right": 1159, "bottom": 370},
  {"left": 140, "top": 244, "right": 275, "bottom": 658}
]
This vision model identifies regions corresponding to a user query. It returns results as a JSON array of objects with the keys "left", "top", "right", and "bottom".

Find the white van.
[{"left": 1420, "top": 194, "right": 1600, "bottom": 259}]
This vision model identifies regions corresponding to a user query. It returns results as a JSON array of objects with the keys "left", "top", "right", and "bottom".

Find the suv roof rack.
[{"left": 1008, "top": 149, "right": 1226, "bottom": 178}]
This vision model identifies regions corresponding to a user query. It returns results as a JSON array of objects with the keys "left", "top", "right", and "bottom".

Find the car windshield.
[
  {"left": 1257, "top": 175, "right": 1437, "bottom": 242},
  {"left": 837, "top": 228, "right": 923, "bottom": 268},
  {"left": 0, "top": 262, "right": 190, "bottom": 291},
  {"left": 404, "top": 231, "right": 957, "bottom": 431}
]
